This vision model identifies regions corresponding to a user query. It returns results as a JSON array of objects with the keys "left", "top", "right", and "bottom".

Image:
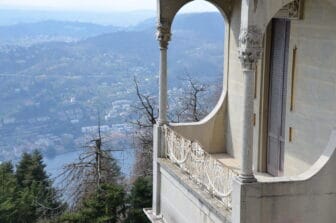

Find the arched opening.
[{"left": 167, "top": 0, "right": 227, "bottom": 123}]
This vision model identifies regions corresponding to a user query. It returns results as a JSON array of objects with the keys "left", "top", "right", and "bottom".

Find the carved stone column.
[
  {"left": 157, "top": 21, "right": 171, "bottom": 125},
  {"left": 238, "top": 26, "right": 262, "bottom": 183},
  {"left": 152, "top": 21, "right": 171, "bottom": 217}
]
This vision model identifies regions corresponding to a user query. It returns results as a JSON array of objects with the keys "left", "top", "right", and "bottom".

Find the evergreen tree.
[
  {"left": 6, "top": 150, "right": 66, "bottom": 223},
  {"left": 124, "top": 176, "right": 152, "bottom": 223},
  {"left": 30, "top": 150, "right": 64, "bottom": 220},
  {"left": 16, "top": 152, "right": 34, "bottom": 188},
  {"left": 0, "top": 162, "right": 17, "bottom": 223},
  {"left": 60, "top": 183, "right": 126, "bottom": 223}
]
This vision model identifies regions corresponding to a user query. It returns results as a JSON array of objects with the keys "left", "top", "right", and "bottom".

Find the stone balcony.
[{"left": 163, "top": 125, "right": 239, "bottom": 211}]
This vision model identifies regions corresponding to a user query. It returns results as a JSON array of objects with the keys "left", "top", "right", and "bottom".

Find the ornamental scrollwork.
[
  {"left": 164, "top": 126, "right": 238, "bottom": 210},
  {"left": 238, "top": 25, "right": 263, "bottom": 70}
]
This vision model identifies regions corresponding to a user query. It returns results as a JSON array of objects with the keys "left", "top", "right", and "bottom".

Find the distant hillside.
[
  {"left": 0, "top": 12, "right": 225, "bottom": 82},
  {"left": 0, "top": 21, "right": 120, "bottom": 45},
  {"left": 132, "top": 12, "right": 225, "bottom": 38},
  {"left": 0, "top": 12, "right": 225, "bottom": 162},
  {"left": 0, "top": 9, "right": 156, "bottom": 26}
]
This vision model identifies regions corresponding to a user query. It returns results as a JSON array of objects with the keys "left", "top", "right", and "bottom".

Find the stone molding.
[
  {"left": 156, "top": 21, "right": 171, "bottom": 49},
  {"left": 275, "top": 0, "right": 303, "bottom": 20},
  {"left": 238, "top": 26, "right": 263, "bottom": 71}
]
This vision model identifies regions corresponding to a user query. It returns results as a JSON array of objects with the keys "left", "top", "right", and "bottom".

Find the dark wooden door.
[{"left": 267, "top": 19, "right": 290, "bottom": 176}]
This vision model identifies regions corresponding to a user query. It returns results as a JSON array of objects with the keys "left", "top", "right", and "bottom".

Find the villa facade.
[{"left": 145, "top": 0, "right": 336, "bottom": 222}]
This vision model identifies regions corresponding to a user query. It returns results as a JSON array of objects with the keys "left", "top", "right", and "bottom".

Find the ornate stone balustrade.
[{"left": 164, "top": 126, "right": 238, "bottom": 210}]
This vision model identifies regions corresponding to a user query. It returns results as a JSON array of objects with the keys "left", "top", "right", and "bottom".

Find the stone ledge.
[
  {"left": 159, "top": 158, "right": 232, "bottom": 222},
  {"left": 143, "top": 208, "right": 165, "bottom": 223}
]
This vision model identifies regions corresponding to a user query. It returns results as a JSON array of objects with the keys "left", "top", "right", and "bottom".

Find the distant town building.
[
  {"left": 81, "top": 125, "right": 110, "bottom": 134},
  {"left": 3, "top": 117, "right": 16, "bottom": 125}
]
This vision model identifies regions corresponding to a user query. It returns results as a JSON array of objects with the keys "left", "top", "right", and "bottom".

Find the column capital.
[
  {"left": 156, "top": 21, "right": 171, "bottom": 49},
  {"left": 238, "top": 25, "right": 263, "bottom": 71}
]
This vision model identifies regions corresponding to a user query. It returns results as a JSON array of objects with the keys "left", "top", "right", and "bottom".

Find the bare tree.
[
  {"left": 57, "top": 120, "right": 123, "bottom": 209},
  {"left": 130, "top": 77, "right": 158, "bottom": 178},
  {"left": 133, "top": 77, "right": 158, "bottom": 127},
  {"left": 131, "top": 75, "right": 215, "bottom": 178},
  {"left": 173, "top": 74, "right": 209, "bottom": 122}
]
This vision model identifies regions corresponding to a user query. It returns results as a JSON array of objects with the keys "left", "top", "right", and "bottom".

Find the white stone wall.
[
  {"left": 284, "top": 0, "right": 336, "bottom": 175},
  {"left": 170, "top": 92, "right": 227, "bottom": 154},
  {"left": 159, "top": 165, "right": 231, "bottom": 223},
  {"left": 225, "top": 0, "right": 244, "bottom": 159},
  {"left": 233, "top": 130, "right": 336, "bottom": 223},
  {"left": 224, "top": 0, "right": 336, "bottom": 175}
]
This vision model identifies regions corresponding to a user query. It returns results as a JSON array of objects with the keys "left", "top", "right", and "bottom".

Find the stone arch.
[
  {"left": 168, "top": 1, "right": 228, "bottom": 123},
  {"left": 158, "top": 0, "right": 233, "bottom": 32},
  {"left": 254, "top": 0, "right": 300, "bottom": 33}
]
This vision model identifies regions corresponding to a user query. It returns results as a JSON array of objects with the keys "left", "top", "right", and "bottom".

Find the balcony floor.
[
  {"left": 212, "top": 153, "right": 240, "bottom": 173},
  {"left": 212, "top": 153, "right": 273, "bottom": 178}
]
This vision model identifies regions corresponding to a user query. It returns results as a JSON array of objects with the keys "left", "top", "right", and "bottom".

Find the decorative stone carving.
[
  {"left": 238, "top": 26, "right": 263, "bottom": 70},
  {"left": 275, "top": 0, "right": 303, "bottom": 20},
  {"left": 164, "top": 126, "right": 238, "bottom": 209},
  {"left": 156, "top": 21, "right": 171, "bottom": 49},
  {"left": 288, "top": 0, "right": 300, "bottom": 17}
]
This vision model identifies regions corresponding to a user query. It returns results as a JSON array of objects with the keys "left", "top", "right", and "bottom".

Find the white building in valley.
[{"left": 145, "top": 0, "right": 336, "bottom": 222}]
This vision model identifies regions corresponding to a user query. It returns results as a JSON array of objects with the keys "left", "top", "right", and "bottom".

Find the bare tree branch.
[{"left": 130, "top": 73, "right": 213, "bottom": 179}]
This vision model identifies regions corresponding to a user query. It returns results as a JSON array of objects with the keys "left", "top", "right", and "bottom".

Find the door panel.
[{"left": 267, "top": 19, "right": 290, "bottom": 176}]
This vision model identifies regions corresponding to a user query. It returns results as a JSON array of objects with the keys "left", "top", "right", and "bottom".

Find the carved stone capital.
[
  {"left": 156, "top": 21, "right": 171, "bottom": 49},
  {"left": 238, "top": 26, "right": 263, "bottom": 71}
]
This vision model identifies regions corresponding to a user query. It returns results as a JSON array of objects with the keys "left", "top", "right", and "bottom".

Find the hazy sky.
[{"left": 0, "top": 0, "right": 217, "bottom": 12}]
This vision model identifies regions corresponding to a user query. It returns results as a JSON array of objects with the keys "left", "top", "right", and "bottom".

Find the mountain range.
[
  {"left": 0, "top": 12, "right": 225, "bottom": 82},
  {"left": 0, "top": 9, "right": 156, "bottom": 26},
  {"left": 0, "top": 11, "right": 225, "bottom": 163}
]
